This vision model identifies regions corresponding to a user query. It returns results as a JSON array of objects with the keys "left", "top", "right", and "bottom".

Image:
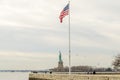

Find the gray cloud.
[{"left": 0, "top": 0, "right": 120, "bottom": 69}]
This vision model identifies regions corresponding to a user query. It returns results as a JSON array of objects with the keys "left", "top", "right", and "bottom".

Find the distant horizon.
[{"left": 0, "top": 64, "right": 114, "bottom": 71}]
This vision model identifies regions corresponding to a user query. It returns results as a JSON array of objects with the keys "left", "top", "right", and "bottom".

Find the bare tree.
[{"left": 112, "top": 54, "right": 120, "bottom": 70}]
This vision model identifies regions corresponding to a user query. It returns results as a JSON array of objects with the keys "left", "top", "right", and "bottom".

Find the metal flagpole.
[{"left": 68, "top": 0, "right": 71, "bottom": 75}]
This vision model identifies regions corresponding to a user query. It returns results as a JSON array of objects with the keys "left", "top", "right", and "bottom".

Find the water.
[{"left": 0, "top": 72, "right": 29, "bottom": 80}]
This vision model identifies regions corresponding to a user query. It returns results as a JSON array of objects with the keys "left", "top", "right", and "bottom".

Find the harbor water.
[{"left": 0, "top": 72, "right": 29, "bottom": 80}]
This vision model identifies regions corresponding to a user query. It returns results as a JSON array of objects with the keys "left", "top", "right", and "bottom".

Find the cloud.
[
  {"left": 0, "top": 0, "right": 120, "bottom": 69},
  {"left": 0, "top": 51, "right": 58, "bottom": 70}
]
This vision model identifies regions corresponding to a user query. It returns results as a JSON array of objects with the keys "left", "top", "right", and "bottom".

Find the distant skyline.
[{"left": 0, "top": 0, "right": 120, "bottom": 70}]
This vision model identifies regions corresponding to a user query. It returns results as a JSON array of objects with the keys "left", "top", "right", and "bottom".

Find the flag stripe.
[{"left": 59, "top": 3, "right": 69, "bottom": 23}]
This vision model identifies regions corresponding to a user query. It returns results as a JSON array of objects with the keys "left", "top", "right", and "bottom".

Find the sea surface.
[{"left": 0, "top": 72, "right": 29, "bottom": 80}]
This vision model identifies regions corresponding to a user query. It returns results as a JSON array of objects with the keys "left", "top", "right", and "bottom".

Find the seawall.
[{"left": 29, "top": 73, "right": 120, "bottom": 80}]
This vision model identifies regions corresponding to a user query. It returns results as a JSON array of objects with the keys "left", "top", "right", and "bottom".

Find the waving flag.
[{"left": 59, "top": 3, "right": 69, "bottom": 23}]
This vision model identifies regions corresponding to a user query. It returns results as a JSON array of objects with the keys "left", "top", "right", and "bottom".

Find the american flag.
[{"left": 59, "top": 3, "right": 69, "bottom": 23}]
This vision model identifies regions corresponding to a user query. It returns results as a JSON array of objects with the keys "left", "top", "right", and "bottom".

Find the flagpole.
[{"left": 68, "top": 0, "right": 71, "bottom": 75}]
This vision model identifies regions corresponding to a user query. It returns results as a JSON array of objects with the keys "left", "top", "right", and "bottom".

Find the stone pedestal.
[{"left": 57, "top": 61, "right": 63, "bottom": 72}]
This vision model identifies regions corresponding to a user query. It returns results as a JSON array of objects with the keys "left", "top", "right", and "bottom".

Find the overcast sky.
[{"left": 0, "top": 0, "right": 120, "bottom": 70}]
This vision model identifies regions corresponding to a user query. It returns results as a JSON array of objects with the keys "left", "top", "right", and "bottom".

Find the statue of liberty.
[
  {"left": 58, "top": 51, "right": 64, "bottom": 71},
  {"left": 59, "top": 51, "right": 62, "bottom": 62}
]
